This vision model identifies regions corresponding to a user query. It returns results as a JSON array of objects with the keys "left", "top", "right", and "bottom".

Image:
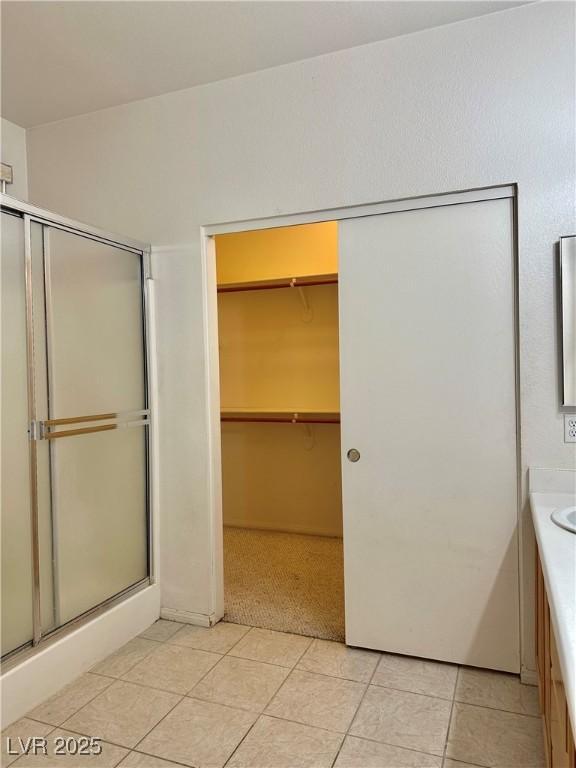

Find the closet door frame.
[
  {"left": 0, "top": 193, "right": 157, "bottom": 665},
  {"left": 201, "top": 182, "right": 521, "bottom": 649}
]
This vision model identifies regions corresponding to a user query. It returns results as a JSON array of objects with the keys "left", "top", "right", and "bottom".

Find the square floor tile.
[
  {"left": 119, "top": 752, "right": 183, "bottom": 767},
  {"left": 226, "top": 715, "right": 342, "bottom": 768},
  {"left": 443, "top": 760, "right": 484, "bottom": 768},
  {"left": 14, "top": 728, "right": 128, "bottom": 766},
  {"left": 139, "top": 621, "right": 183, "bottom": 643},
  {"left": 229, "top": 628, "right": 312, "bottom": 668},
  {"left": 2, "top": 718, "right": 53, "bottom": 767},
  {"left": 455, "top": 668, "right": 540, "bottom": 716},
  {"left": 446, "top": 702, "right": 545, "bottom": 767},
  {"left": 122, "top": 643, "right": 221, "bottom": 694},
  {"left": 297, "top": 640, "right": 379, "bottom": 683},
  {"left": 265, "top": 669, "right": 365, "bottom": 732},
  {"left": 372, "top": 654, "right": 457, "bottom": 700},
  {"left": 91, "top": 639, "right": 160, "bottom": 679},
  {"left": 169, "top": 622, "right": 250, "bottom": 654},
  {"left": 189, "top": 655, "right": 288, "bottom": 712},
  {"left": 62, "top": 680, "right": 181, "bottom": 749},
  {"left": 138, "top": 697, "right": 256, "bottom": 768},
  {"left": 334, "top": 735, "right": 442, "bottom": 767},
  {"left": 350, "top": 685, "right": 451, "bottom": 756},
  {"left": 28, "top": 674, "right": 114, "bottom": 726}
]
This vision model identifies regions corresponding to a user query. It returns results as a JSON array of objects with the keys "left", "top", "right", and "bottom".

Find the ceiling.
[{"left": 2, "top": 1, "right": 528, "bottom": 128}]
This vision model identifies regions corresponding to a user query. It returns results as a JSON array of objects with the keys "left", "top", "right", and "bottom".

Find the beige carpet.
[{"left": 224, "top": 526, "right": 345, "bottom": 642}]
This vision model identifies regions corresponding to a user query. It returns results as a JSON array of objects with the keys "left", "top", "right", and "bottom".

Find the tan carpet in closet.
[{"left": 223, "top": 526, "right": 345, "bottom": 642}]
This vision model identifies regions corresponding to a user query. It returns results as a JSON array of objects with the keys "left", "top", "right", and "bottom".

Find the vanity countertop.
[{"left": 531, "top": 490, "right": 576, "bottom": 735}]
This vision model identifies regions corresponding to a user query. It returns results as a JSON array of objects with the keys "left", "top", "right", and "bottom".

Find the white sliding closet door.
[{"left": 339, "top": 197, "right": 519, "bottom": 672}]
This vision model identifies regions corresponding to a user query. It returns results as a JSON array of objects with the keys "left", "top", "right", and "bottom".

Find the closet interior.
[{"left": 215, "top": 222, "right": 344, "bottom": 641}]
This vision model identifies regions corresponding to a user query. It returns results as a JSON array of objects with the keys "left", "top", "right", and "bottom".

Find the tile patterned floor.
[{"left": 2, "top": 621, "right": 546, "bottom": 768}]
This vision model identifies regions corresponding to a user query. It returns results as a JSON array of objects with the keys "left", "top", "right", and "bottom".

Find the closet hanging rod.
[
  {"left": 217, "top": 274, "right": 338, "bottom": 293},
  {"left": 221, "top": 411, "right": 340, "bottom": 424}
]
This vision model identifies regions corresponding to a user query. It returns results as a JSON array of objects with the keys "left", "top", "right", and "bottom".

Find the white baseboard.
[
  {"left": 521, "top": 666, "right": 538, "bottom": 686},
  {"left": 1, "top": 584, "right": 160, "bottom": 728},
  {"left": 160, "top": 608, "right": 216, "bottom": 627},
  {"left": 223, "top": 520, "right": 343, "bottom": 538}
]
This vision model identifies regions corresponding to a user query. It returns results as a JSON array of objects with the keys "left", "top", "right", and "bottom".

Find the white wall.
[
  {"left": 26, "top": 3, "right": 576, "bottom": 673},
  {"left": 1, "top": 117, "right": 28, "bottom": 200}
]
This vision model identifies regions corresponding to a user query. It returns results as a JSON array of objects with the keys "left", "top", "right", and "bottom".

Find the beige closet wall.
[
  {"left": 221, "top": 423, "right": 342, "bottom": 536},
  {"left": 218, "top": 286, "right": 340, "bottom": 411},
  {"left": 217, "top": 223, "right": 342, "bottom": 537},
  {"left": 216, "top": 222, "right": 337, "bottom": 285}
]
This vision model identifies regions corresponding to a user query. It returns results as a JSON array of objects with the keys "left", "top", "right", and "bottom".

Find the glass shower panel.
[
  {"left": 44, "top": 227, "right": 148, "bottom": 625},
  {"left": 1, "top": 212, "right": 34, "bottom": 655}
]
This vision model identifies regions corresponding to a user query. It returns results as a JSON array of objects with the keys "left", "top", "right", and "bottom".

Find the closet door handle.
[{"left": 347, "top": 448, "right": 361, "bottom": 463}]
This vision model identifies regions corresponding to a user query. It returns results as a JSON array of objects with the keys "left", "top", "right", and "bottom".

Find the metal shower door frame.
[{"left": 0, "top": 193, "right": 154, "bottom": 663}]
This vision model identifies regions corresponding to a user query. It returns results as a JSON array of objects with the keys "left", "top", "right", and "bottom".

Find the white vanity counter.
[{"left": 530, "top": 475, "right": 576, "bottom": 736}]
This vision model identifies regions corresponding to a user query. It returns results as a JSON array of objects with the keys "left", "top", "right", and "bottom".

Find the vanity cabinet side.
[{"left": 536, "top": 547, "right": 576, "bottom": 768}]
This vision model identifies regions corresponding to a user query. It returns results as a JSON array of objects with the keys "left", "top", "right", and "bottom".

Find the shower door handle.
[{"left": 31, "top": 409, "right": 150, "bottom": 440}]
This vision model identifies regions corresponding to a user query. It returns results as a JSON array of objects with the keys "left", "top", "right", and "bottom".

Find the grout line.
[
  {"left": 87, "top": 672, "right": 209, "bottom": 698},
  {"left": 219, "top": 631, "right": 317, "bottom": 768},
  {"left": 222, "top": 712, "right": 348, "bottom": 768},
  {"left": 9, "top": 719, "right": 57, "bottom": 732},
  {"left": 184, "top": 690, "right": 264, "bottom": 714},
  {"left": 5, "top": 722, "right": 57, "bottom": 767},
  {"left": 369, "top": 679, "right": 458, "bottom": 703},
  {"left": 165, "top": 624, "right": 251, "bottom": 654},
  {"left": 218, "top": 652, "right": 295, "bottom": 671},
  {"left": 221, "top": 712, "right": 264, "bottom": 767},
  {"left": 12, "top": 723, "right": 159, "bottom": 758},
  {"left": 43, "top": 730, "right": 130, "bottom": 768},
  {"left": 226, "top": 635, "right": 313, "bottom": 671},
  {"left": 184, "top": 657, "right": 291, "bottom": 710},
  {"left": 130, "top": 648, "right": 242, "bottom": 754},
  {"left": 128, "top": 748, "right": 192, "bottom": 768},
  {"left": 58, "top": 716, "right": 185, "bottom": 753},
  {"left": 129, "top": 693, "right": 186, "bottom": 753},
  {"left": 53, "top": 680, "right": 184, "bottom": 748},
  {"left": 334, "top": 730, "right": 451, "bottom": 761},
  {"left": 89, "top": 640, "right": 162, "bottom": 679},
  {"left": 328, "top": 652, "right": 381, "bottom": 766},
  {"left": 442, "top": 665, "right": 459, "bottom": 763},
  {"left": 293, "top": 635, "right": 315, "bottom": 666},
  {"left": 262, "top": 712, "right": 349, "bottom": 738},
  {"left": 450, "top": 698, "right": 541, "bottom": 719},
  {"left": 25, "top": 675, "right": 116, "bottom": 729}
]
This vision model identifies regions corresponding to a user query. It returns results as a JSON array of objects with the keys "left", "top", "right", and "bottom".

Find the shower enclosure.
[{"left": 1, "top": 195, "right": 152, "bottom": 661}]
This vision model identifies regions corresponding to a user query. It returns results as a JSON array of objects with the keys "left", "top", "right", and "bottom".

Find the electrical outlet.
[{"left": 565, "top": 414, "right": 576, "bottom": 443}]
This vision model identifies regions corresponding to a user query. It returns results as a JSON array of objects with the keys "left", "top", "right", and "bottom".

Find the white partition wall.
[{"left": 338, "top": 195, "right": 519, "bottom": 671}]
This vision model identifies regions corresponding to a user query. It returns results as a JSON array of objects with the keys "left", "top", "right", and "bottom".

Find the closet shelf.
[
  {"left": 217, "top": 273, "right": 338, "bottom": 294},
  {"left": 221, "top": 409, "right": 340, "bottom": 424}
]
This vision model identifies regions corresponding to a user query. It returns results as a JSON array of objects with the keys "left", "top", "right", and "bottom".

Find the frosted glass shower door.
[
  {"left": 44, "top": 227, "right": 149, "bottom": 626},
  {"left": 1, "top": 212, "right": 34, "bottom": 654}
]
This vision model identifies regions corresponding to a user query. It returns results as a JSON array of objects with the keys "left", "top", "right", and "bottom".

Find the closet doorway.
[
  {"left": 207, "top": 185, "right": 520, "bottom": 671},
  {"left": 214, "top": 222, "right": 344, "bottom": 640}
]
